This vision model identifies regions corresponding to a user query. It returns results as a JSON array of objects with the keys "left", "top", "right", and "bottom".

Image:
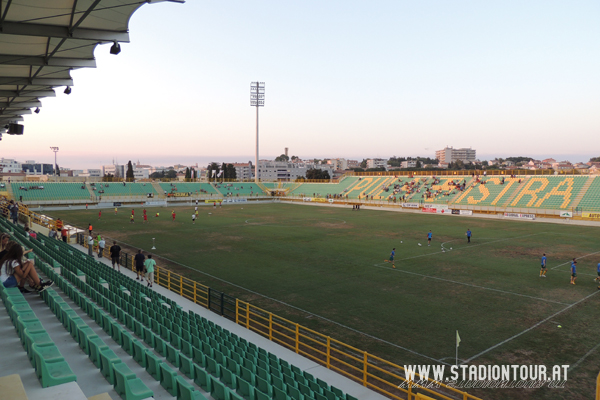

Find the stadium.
[{"left": 1, "top": 2, "right": 599, "bottom": 400}]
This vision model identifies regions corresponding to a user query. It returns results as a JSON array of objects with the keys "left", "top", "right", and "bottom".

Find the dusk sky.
[{"left": 2, "top": 0, "right": 599, "bottom": 169}]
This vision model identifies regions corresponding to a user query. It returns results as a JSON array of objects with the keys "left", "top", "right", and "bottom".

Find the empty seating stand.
[{"left": 1, "top": 216, "right": 362, "bottom": 400}]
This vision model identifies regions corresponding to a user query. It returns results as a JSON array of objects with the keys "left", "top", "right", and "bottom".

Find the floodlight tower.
[
  {"left": 250, "top": 82, "right": 264, "bottom": 183},
  {"left": 50, "top": 147, "right": 59, "bottom": 178}
]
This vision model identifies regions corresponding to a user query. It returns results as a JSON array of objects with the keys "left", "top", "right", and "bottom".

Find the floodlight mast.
[
  {"left": 250, "top": 82, "right": 264, "bottom": 183},
  {"left": 50, "top": 147, "right": 59, "bottom": 179}
]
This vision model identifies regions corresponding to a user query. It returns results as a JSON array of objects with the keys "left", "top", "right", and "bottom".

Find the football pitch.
[{"left": 50, "top": 202, "right": 600, "bottom": 399}]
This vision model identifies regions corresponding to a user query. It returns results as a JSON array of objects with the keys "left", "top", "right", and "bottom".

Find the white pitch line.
[
  {"left": 397, "top": 232, "right": 545, "bottom": 262},
  {"left": 373, "top": 264, "right": 570, "bottom": 305},
  {"left": 570, "top": 341, "right": 600, "bottom": 371},
  {"left": 462, "top": 290, "right": 600, "bottom": 364},
  {"left": 550, "top": 250, "right": 600, "bottom": 270}
]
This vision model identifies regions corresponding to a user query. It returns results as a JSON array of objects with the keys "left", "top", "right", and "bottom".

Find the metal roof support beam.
[
  {"left": 0, "top": 22, "right": 130, "bottom": 42},
  {"left": 0, "top": 100, "right": 42, "bottom": 108},
  {"left": 0, "top": 109, "right": 32, "bottom": 115},
  {"left": 0, "top": 55, "right": 96, "bottom": 68},
  {"left": 0, "top": 77, "right": 73, "bottom": 86},
  {"left": 0, "top": 90, "right": 56, "bottom": 97},
  {"left": 0, "top": 117, "right": 24, "bottom": 123}
]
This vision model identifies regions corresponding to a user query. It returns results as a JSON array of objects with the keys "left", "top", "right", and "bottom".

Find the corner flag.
[{"left": 456, "top": 331, "right": 461, "bottom": 347}]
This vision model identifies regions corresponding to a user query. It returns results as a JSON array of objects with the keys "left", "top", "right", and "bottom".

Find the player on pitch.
[
  {"left": 540, "top": 253, "right": 547, "bottom": 277},
  {"left": 384, "top": 248, "right": 396, "bottom": 268}
]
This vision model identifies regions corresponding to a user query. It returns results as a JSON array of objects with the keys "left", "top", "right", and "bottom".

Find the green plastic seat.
[
  {"left": 99, "top": 347, "right": 122, "bottom": 385},
  {"left": 88, "top": 336, "right": 109, "bottom": 368},
  {"left": 145, "top": 350, "right": 163, "bottom": 381},
  {"left": 76, "top": 325, "right": 98, "bottom": 355},
  {"left": 32, "top": 344, "right": 77, "bottom": 388},
  {"left": 121, "top": 332, "right": 135, "bottom": 356},
  {"left": 239, "top": 365, "right": 255, "bottom": 386},
  {"left": 159, "top": 363, "right": 178, "bottom": 396},
  {"left": 330, "top": 385, "right": 343, "bottom": 398},
  {"left": 255, "top": 389, "right": 271, "bottom": 400},
  {"left": 288, "top": 386, "right": 302, "bottom": 400},
  {"left": 298, "top": 382, "right": 313, "bottom": 399},
  {"left": 221, "top": 366, "right": 237, "bottom": 389},
  {"left": 132, "top": 340, "right": 147, "bottom": 368},
  {"left": 23, "top": 329, "right": 54, "bottom": 367},
  {"left": 114, "top": 362, "right": 154, "bottom": 400},
  {"left": 177, "top": 375, "right": 208, "bottom": 400},
  {"left": 236, "top": 377, "right": 255, "bottom": 400},
  {"left": 179, "top": 354, "right": 194, "bottom": 379},
  {"left": 255, "top": 376, "right": 272, "bottom": 397},
  {"left": 143, "top": 327, "right": 156, "bottom": 348},
  {"left": 192, "top": 364, "right": 212, "bottom": 392},
  {"left": 110, "top": 321, "right": 125, "bottom": 345},
  {"left": 273, "top": 386, "right": 290, "bottom": 400},
  {"left": 192, "top": 346, "right": 206, "bottom": 367},
  {"left": 181, "top": 339, "right": 192, "bottom": 358},
  {"left": 166, "top": 342, "right": 180, "bottom": 367},
  {"left": 154, "top": 336, "right": 167, "bottom": 357},
  {"left": 206, "top": 355, "right": 221, "bottom": 377},
  {"left": 132, "top": 319, "right": 143, "bottom": 337},
  {"left": 210, "top": 376, "right": 232, "bottom": 400}
]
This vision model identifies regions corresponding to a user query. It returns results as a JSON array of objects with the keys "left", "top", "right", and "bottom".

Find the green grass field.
[{"left": 49, "top": 202, "right": 600, "bottom": 400}]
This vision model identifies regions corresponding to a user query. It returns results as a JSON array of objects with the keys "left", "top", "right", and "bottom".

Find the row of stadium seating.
[
  {"left": 576, "top": 176, "right": 600, "bottom": 211},
  {"left": 1, "top": 218, "right": 359, "bottom": 400},
  {"left": 158, "top": 182, "right": 221, "bottom": 196},
  {"left": 6, "top": 176, "right": 600, "bottom": 210},
  {"left": 12, "top": 182, "right": 91, "bottom": 201}
]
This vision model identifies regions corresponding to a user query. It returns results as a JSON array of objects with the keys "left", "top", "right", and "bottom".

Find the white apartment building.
[
  {"left": 133, "top": 168, "right": 150, "bottom": 179},
  {"left": 435, "top": 147, "right": 476, "bottom": 164},
  {"left": 366, "top": 158, "right": 388, "bottom": 170},
  {"left": 0, "top": 158, "right": 22, "bottom": 173},
  {"left": 347, "top": 160, "right": 359, "bottom": 169},
  {"left": 401, "top": 160, "right": 417, "bottom": 168},
  {"left": 327, "top": 158, "right": 348, "bottom": 171},
  {"left": 102, "top": 164, "right": 125, "bottom": 178},
  {"left": 79, "top": 169, "right": 102, "bottom": 177},
  {"left": 232, "top": 163, "right": 253, "bottom": 180}
]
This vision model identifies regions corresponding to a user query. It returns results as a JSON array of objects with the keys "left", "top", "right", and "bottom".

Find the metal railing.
[{"left": 235, "top": 299, "right": 482, "bottom": 400}]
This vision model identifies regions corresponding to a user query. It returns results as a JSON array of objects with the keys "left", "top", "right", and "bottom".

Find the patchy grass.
[{"left": 50, "top": 203, "right": 600, "bottom": 400}]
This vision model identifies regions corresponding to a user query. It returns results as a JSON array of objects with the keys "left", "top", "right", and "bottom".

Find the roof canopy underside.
[{"left": 0, "top": 0, "right": 181, "bottom": 127}]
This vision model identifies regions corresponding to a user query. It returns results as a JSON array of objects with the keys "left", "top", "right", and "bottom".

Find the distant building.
[
  {"left": 79, "top": 169, "right": 102, "bottom": 177},
  {"left": 0, "top": 158, "right": 22, "bottom": 173},
  {"left": 435, "top": 147, "right": 476, "bottom": 164},
  {"left": 400, "top": 160, "right": 417, "bottom": 169},
  {"left": 327, "top": 158, "right": 348, "bottom": 171},
  {"left": 366, "top": 158, "right": 388, "bottom": 170},
  {"left": 552, "top": 161, "right": 573, "bottom": 172},
  {"left": 257, "top": 161, "right": 333, "bottom": 181},
  {"left": 231, "top": 163, "right": 253, "bottom": 180},
  {"left": 102, "top": 164, "right": 124, "bottom": 178},
  {"left": 133, "top": 168, "right": 150, "bottom": 179},
  {"left": 347, "top": 160, "right": 359, "bottom": 169},
  {"left": 22, "top": 163, "right": 54, "bottom": 175}
]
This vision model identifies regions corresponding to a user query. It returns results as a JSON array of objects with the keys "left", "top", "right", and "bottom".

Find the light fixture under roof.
[
  {"left": 110, "top": 41, "right": 121, "bottom": 55},
  {"left": 64, "top": 86, "right": 71, "bottom": 95}
]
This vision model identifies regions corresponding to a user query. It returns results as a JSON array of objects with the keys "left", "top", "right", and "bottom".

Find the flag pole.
[{"left": 455, "top": 330, "right": 460, "bottom": 366}]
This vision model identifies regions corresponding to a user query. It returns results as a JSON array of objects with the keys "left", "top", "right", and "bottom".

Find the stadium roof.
[{"left": 0, "top": 0, "right": 183, "bottom": 132}]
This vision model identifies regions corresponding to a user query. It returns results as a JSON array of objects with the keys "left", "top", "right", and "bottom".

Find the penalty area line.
[
  {"left": 550, "top": 250, "right": 600, "bottom": 270},
  {"left": 462, "top": 290, "right": 600, "bottom": 364},
  {"left": 397, "top": 232, "right": 546, "bottom": 263},
  {"left": 373, "top": 265, "right": 570, "bottom": 306}
]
